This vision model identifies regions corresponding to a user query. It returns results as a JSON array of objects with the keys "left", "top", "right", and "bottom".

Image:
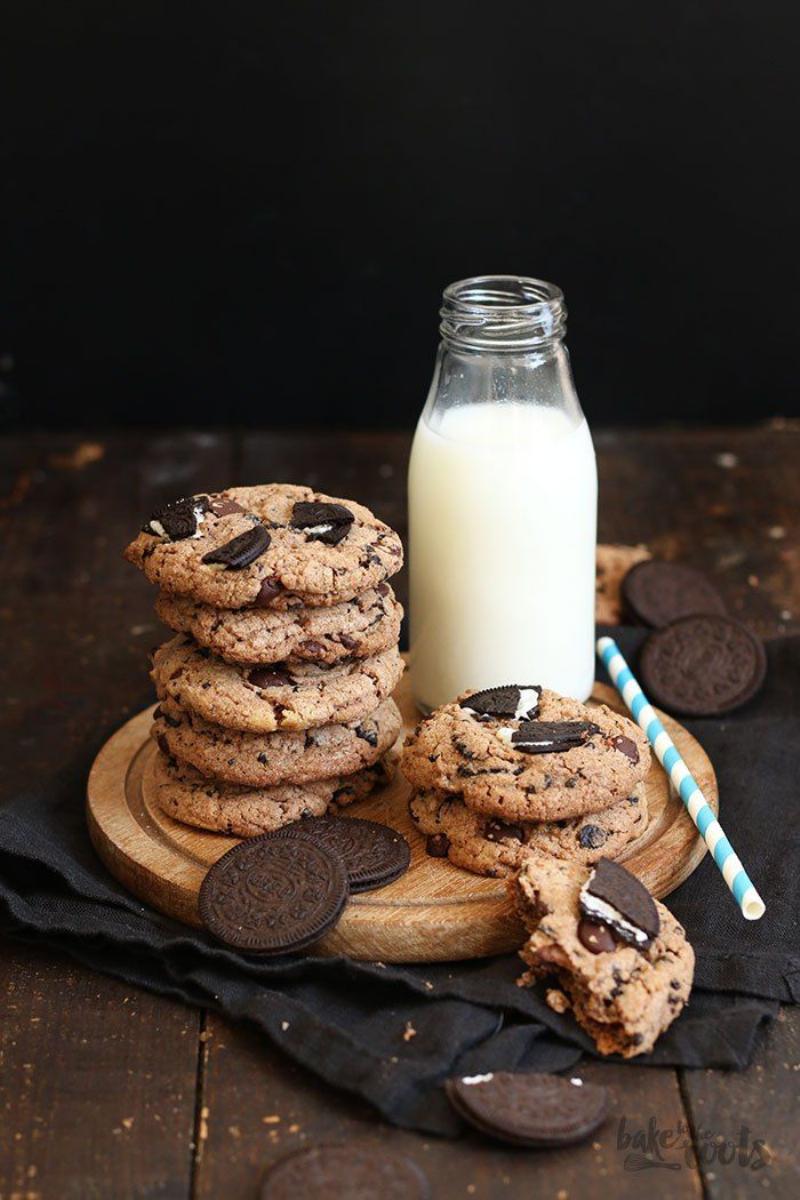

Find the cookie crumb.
[
  {"left": 403, "top": 1021, "right": 417, "bottom": 1042},
  {"left": 546, "top": 988, "right": 570, "bottom": 1013}
]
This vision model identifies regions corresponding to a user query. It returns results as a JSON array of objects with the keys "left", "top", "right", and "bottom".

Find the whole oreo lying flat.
[
  {"left": 640, "top": 614, "right": 766, "bottom": 717},
  {"left": 580, "top": 858, "right": 659, "bottom": 948},
  {"left": 288, "top": 816, "right": 411, "bottom": 893},
  {"left": 445, "top": 1071, "right": 610, "bottom": 1148},
  {"left": 199, "top": 832, "right": 348, "bottom": 954},
  {"left": 622, "top": 560, "right": 726, "bottom": 628},
  {"left": 201, "top": 524, "right": 271, "bottom": 569},
  {"left": 504, "top": 719, "right": 600, "bottom": 755},
  {"left": 143, "top": 495, "right": 210, "bottom": 541},
  {"left": 290, "top": 500, "right": 354, "bottom": 545},
  {"left": 260, "top": 1144, "right": 430, "bottom": 1200},
  {"left": 460, "top": 685, "right": 542, "bottom": 721}
]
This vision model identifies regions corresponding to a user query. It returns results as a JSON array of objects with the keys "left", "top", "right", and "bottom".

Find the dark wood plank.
[
  {"left": 680, "top": 1006, "right": 800, "bottom": 1199},
  {"left": 0, "top": 431, "right": 237, "bottom": 1200},
  {"left": 595, "top": 421, "right": 800, "bottom": 637},
  {"left": 0, "top": 941, "right": 200, "bottom": 1200},
  {"left": 194, "top": 1014, "right": 702, "bottom": 1199}
]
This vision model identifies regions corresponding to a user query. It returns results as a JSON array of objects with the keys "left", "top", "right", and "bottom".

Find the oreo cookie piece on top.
[
  {"left": 290, "top": 501, "right": 354, "bottom": 545},
  {"left": 579, "top": 858, "right": 660, "bottom": 948},
  {"left": 143, "top": 495, "right": 211, "bottom": 541},
  {"left": 461, "top": 685, "right": 542, "bottom": 722},
  {"left": 201, "top": 524, "right": 271, "bottom": 569},
  {"left": 499, "top": 719, "right": 600, "bottom": 755}
]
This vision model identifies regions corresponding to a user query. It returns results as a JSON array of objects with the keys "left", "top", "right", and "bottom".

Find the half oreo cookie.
[{"left": 579, "top": 858, "right": 659, "bottom": 949}]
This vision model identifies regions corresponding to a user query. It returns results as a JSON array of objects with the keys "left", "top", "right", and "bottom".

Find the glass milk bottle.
[{"left": 408, "top": 275, "right": 597, "bottom": 710}]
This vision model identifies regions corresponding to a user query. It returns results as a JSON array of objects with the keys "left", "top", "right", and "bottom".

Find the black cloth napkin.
[{"left": 1, "top": 629, "right": 797, "bottom": 1136}]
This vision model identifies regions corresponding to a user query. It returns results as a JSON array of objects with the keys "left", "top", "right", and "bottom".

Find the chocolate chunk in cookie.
[
  {"left": 504, "top": 719, "right": 600, "bottom": 755},
  {"left": 199, "top": 831, "right": 348, "bottom": 954},
  {"left": 207, "top": 494, "right": 246, "bottom": 517},
  {"left": 577, "top": 917, "right": 617, "bottom": 953},
  {"left": 445, "top": 1072, "right": 609, "bottom": 1148},
  {"left": 143, "top": 495, "right": 210, "bottom": 541},
  {"left": 612, "top": 735, "right": 639, "bottom": 762},
  {"left": 580, "top": 858, "right": 660, "bottom": 948},
  {"left": 202, "top": 524, "right": 271, "bottom": 569},
  {"left": 639, "top": 614, "right": 767, "bottom": 717},
  {"left": 259, "top": 1144, "right": 430, "bottom": 1200},
  {"left": 247, "top": 666, "right": 295, "bottom": 689},
  {"left": 622, "top": 559, "right": 726, "bottom": 628},
  {"left": 460, "top": 685, "right": 541, "bottom": 721},
  {"left": 290, "top": 501, "right": 354, "bottom": 545},
  {"left": 426, "top": 832, "right": 451, "bottom": 857}
]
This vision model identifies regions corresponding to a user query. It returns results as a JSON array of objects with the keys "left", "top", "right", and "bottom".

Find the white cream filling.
[
  {"left": 303, "top": 523, "right": 334, "bottom": 535},
  {"left": 514, "top": 687, "right": 541, "bottom": 719},
  {"left": 579, "top": 886, "right": 649, "bottom": 945},
  {"left": 461, "top": 1073, "right": 494, "bottom": 1085}
]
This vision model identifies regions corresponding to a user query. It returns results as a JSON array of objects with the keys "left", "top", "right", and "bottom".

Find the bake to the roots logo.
[{"left": 616, "top": 1117, "right": 770, "bottom": 1172}]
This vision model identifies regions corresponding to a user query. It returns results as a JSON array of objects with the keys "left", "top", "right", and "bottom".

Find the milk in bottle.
[{"left": 408, "top": 276, "right": 597, "bottom": 710}]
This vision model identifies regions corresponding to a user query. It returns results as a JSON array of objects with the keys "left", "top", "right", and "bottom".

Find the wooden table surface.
[{"left": 1, "top": 424, "right": 799, "bottom": 1199}]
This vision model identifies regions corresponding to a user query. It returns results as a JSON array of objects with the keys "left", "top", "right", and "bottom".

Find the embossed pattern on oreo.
[
  {"left": 639, "top": 614, "right": 767, "bottom": 716},
  {"left": 259, "top": 1144, "right": 430, "bottom": 1200},
  {"left": 285, "top": 816, "right": 411, "bottom": 892},
  {"left": 445, "top": 1072, "right": 610, "bottom": 1147},
  {"left": 198, "top": 833, "right": 348, "bottom": 954}
]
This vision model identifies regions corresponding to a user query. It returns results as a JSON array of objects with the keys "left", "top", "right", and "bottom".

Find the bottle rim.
[{"left": 440, "top": 274, "right": 566, "bottom": 350}]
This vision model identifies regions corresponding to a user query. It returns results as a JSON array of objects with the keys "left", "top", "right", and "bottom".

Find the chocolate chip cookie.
[
  {"left": 125, "top": 484, "right": 403, "bottom": 609},
  {"left": 595, "top": 544, "right": 651, "bottom": 625},
  {"left": 151, "top": 635, "right": 404, "bottom": 732},
  {"left": 401, "top": 685, "right": 650, "bottom": 823},
  {"left": 409, "top": 785, "right": 648, "bottom": 877},
  {"left": 513, "top": 853, "right": 694, "bottom": 1057},
  {"left": 152, "top": 695, "right": 402, "bottom": 787},
  {"left": 155, "top": 584, "right": 402, "bottom": 667},
  {"left": 146, "top": 750, "right": 394, "bottom": 837}
]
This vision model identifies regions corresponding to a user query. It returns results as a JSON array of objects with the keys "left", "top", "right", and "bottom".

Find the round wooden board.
[{"left": 87, "top": 671, "right": 717, "bottom": 963}]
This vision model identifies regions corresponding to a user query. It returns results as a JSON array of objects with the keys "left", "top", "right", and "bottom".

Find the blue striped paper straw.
[{"left": 597, "top": 636, "right": 765, "bottom": 921}]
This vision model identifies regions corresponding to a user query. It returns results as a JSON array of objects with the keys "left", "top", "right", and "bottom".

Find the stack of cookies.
[
  {"left": 402, "top": 684, "right": 651, "bottom": 877},
  {"left": 124, "top": 484, "right": 405, "bottom": 836}
]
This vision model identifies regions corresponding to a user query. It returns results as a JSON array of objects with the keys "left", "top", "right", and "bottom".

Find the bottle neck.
[{"left": 439, "top": 275, "right": 566, "bottom": 353}]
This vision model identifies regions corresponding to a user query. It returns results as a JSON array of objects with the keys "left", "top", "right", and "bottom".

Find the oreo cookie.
[
  {"left": 290, "top": 501, "right": 354, "bottom": 546},
  {"left": 579, "top": 858, "right": 659, "bottom": 949},
  {"left": 143, "top": 495, "right": 210, "bottom": 541},
  {"left": 260, "top": 1144, "right": 430, "bottom": 1200},
  {"left": 622, "top": 560, "right": 726, "bottom": 628},
  {"left": 201, "top": 524, "right": 271, "bottom": 569},
  {"left": 639, "top": 613, "right": 767, "bottom": 717},
  {"left": 199, "top": 831, "right": 348, "bottom": 954},
  {"left": 502, "top": 719, "right": 600, "bottom": 755},
  {"left": 445, "top": 1071, "right": 610, "bottom": 1148},
  {"left": 287, "top": 816, "right": 411, "bottom": 893},
  {"left": 460, "top": 685, "right": 542, "bottom": 721}
]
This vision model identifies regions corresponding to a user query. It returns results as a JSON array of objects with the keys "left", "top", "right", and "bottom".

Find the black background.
[{"left": 2, "top": 1, "right": 798, "bottom": 431}]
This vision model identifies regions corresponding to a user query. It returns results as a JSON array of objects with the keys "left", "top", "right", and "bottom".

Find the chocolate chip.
[
  {"left": 202, "top": 524, "right": 271, "bottom": 569},
  {"left": 670, "top": 978, "right": 681, "bottom": 989},
  {"left": 156, "top": 733, "right": 171, "bottom": 757},
  {"left": 290, "top": 501, "right": 354, "bottom": 545},
  {"left": 426, "top": 833, "right": 451, "bottom": 857},
  {"left": 510, "top": 720, "right": 600, "bottom": 755},
  {"left": 577, "top": 824, "right": 607, "bottom": 849},
  {"left": 247, "top": 666, "right": 294, "bottom": 689},
  {"left": 460, "top": 685, "right": 542, "bottom": 721},
  {"left": 612, "top": 735, "right": 639, "bottom": 763},
  {"left": 301, "top": 639, "right": 327, "bottom": 657},
  {"left": 581, "top": 858, "right": 660, "bottom": 948},
  {"left": 255, "top": 576, "right": 284, "bottom": 606},
  {"left": 143, "top": 495, "right": 210, "bottom": 541},
  {"left": 207, "top": 495, "right": 245, "bottom": 517},
  {"left": 485, "top": 819, "right": 525, "bottom": 843},
  {"left": 376, "top": 582, "right": 390, "bottom": 596},
  {"left": 355, "top": 725, "right": 378, "bottom": 746},
  {"left": 257, "top": 752, "right": 268, "bottom": 764},
  {"left": 338, "top": 633, "right": 358, "bottom": 650},
  {"left": 577, "top": 918, "right": 617, "bottom": 954}
]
